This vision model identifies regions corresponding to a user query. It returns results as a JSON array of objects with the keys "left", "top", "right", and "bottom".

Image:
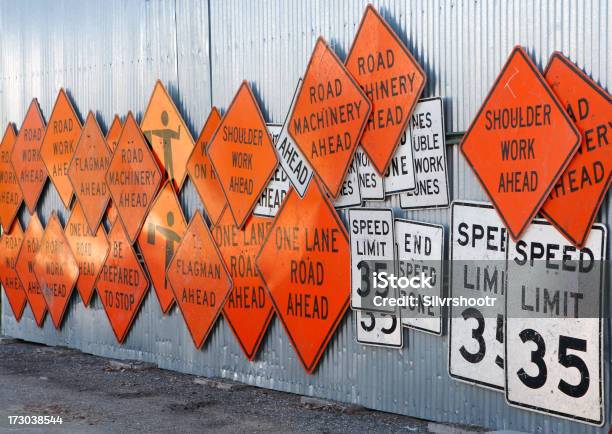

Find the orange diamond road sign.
[
  {"left": 65, "top": 202, "right": 110, "bottom": 306},
  {"left": 106, "top": 112, "right": 162, "bottom": 243},
  {"left": 33, "top": 213, "right": 79, "bottom": 329},
  {"left": 186, "top": 108, "right": 227, "bottom": 225},
  {"left": 256, "top": 179, "right": 350, "bottom": 373},
  {"left": 288, "top": 38, "right": 371, "bottom": 198},
  {"left": 345, "top": 5, "right": 426, "bottom": 175},
  {"left": 138, "top": 180, "right": 187, "bottom": 314},
  {"left": 142, "top": 80, "right": 195, "bottom": 190},
  {"left": 460, "top": 46, "right": 581, "bottom": 240},
  {"left": 11, "top": 99, "right": 48, "bottom": 215},
  {"left": 40, "top": 89, "right": 82, "bottom": 208},
  {"left": 168, "top": 211, "right": 232, "bottom": 349},
  {"left": 0, "top": 123, "right": 23, "bottom": 229},
  {"left": 212, "top": 208, "right": 274, "bottom": 360},
  {"left": 207, "top": 82, "right": 278, "bottom": 228},
  {"left": 105, "top": 115, "right": 123, "bottom": 225},
  {"left": 96, "top": 220, "right": 149, "bottom": 343},
  {"left": 68, "top": 112, "right": 112, "bottom": 233},
  {"left": 0, "top": 220, "right": 27, "bottom": 321},
  {"left": 15, "top": 214, "right": 46, "bottom": 326},
  {"left": 540, "top": 52, "right": 612, "bottom": 248}
]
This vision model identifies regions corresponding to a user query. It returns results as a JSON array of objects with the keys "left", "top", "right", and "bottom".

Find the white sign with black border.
[
  {"left": 449, "top": 201, "right": 507, "bottom": 391},
  {"left": 400, "top": 97, "right": 449, "bottom": 210},
  {"left": 355, "top": 310, "right": 403, "bottom": 348},
  {"left": 383, "top": 130, "right": 416, "bottom": 195},
  {"left": 334, "top": 156, "right": 361, "bottom": 209},
  {"left": 254, "top": 124, "right": 290, "bottom": 217},
  {"left": 355, "top": 147, "right": 384, "bottom": 200},
  {"left": 505, "top": 220, "right": 606, "bottom": 426}
]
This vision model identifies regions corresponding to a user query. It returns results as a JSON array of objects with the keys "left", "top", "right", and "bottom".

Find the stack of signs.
[
  {"left": 395, "top": 219, "right": 444, "bottom": 335},
  {"left": 349, "top": 208, "right": 402, "bottom": 348},
  {"left": 400, "top": 98, "right": 450, "bottom": 209},
  {"left": 449, "top": 201, "right": 507, "bottom": 390},
  {"left": 253, "top": 124, "right": 290, "bottom": 217},
  {"left": 505, "top": 220, "right": 606, "bottom": 425}
]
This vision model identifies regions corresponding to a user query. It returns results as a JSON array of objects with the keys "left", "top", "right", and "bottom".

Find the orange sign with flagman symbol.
[
  {"left": 138, "top": 180, "right": 187, "bottom": 314},
  {"left": 256, "top": 180, "right": 350, "bottom": 373},
  {"left": 96, "top": 220, "right": 150, "bottom": 343},
  {"left": 207, "top": 82, "right": 278, "bottom": 228},
  {"left": 0, "top": 123, "right": 23, "bottom": 229},
  {"left": 540, "top": 52, "right": 612, "bottom": 248},
  {"left": 34, "top": 213, "right": 79, "bottom": 329},
  {"left": 345, "top": 4, "right": 426, "bottom": 175},
  {"left": 40, "top": 89, "right": 82, "bottom": 208},
  {"left": 186, "top": 108, "right": 227, "bottom": 225},
  {"left": 212, "top": 208, "right": 274, "bottom": 360},
  {"left": 142, "top": 81, "right": 195, "bottom": 190},
  {"left": 460, "top": 46, "right": 581, "bottom": 240},
  {"left": 167, "top": 211, "right": 232, "bottom": 349},
  {"left": 11, "top": 99, "right": 48, "bottom": 215},
  {"left": 15, "top": 214, "right": 46, "bottom": 326},
  {"left": 0, "top": 220, "right": 27, "bottom": 321},
  {"left": 288, "top": 37, "right": 371, "bottom": 198},
  {"left": 106, "top": 112, "right": 162, "bottom": 243},
  {"left": 65, "top": 202, "right": 110, "bottom": 306}
]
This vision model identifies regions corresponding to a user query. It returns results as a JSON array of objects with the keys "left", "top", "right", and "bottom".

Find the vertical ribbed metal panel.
[{"left": 0, "top": 1, "right": 609, "bottom": 432}]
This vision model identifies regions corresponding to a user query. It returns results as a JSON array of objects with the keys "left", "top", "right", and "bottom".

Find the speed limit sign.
[
  {"left": 505, "top": 220, "right": 606, "bottom": 426},
  {"left": 355, "top": 310, "right": 403, "bottom": 348}
]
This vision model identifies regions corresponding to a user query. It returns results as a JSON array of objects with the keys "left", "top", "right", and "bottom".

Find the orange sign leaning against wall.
[
  {"left": 460, "top": 46, "right": 581, "bottom": 240},
  {"left": 256, "top": 180, "right": 351, "bottom": 374},
  {"left": 0, "top": 123, "right": 23, "bottom": 229},
  {"left": 138, "top": 180, "right": 187, "bottom": 314},
  {"left": 105, "top": 115, "right": 123, "bottom": 226},
  {"left": 540, "top": 52, "right": 612, "bottom": 248},
  {"left": 207, "top": 82, "right": 278, "bottom": 229},
  {"left": 96, "top": 220, "right": 150, "bottom": 344},
  {"left": 68, "top": 112, "right": 112, "bottom": 233},
  {"left": 33, "top": 213, "right": 79, "bottom": 329},
  {"left": 345, "top": 4, "right": 426, "bottom": 175},
  {"left": 15, "top": 214, "right": 46, "bottom": 326},
  {"left": 288, "top": 37, "right": 371, "bottom": 199},
  {"left": 106, "top": 112, "right": 162, "bottom": 244},
  {"left": 40, "top": 89, "right": 82, "bottom": 208},
  {"left": 212, "top": 208, "right": 274, "bottom": 360},
  {"left": 65, "top": 202, "right": 110, "bottom": 306},
  {"left": 11, "top": 99, "right": 48, "bottom": 215},
  {"left": 186, "top": 107, "right": 227, "bottom": 225},
  {"left": 142, "top": 80, "right": 195, "bottom": 190},
  {"left": 167, "top": 211, "right": 233, "bottom": 349},
  {"left": 0, "top": 220, "right": 27, "bottom": 321}
]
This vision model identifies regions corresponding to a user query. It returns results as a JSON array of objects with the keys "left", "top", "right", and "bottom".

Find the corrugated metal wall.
[{"left": 0, "top": 1, "right": 609, "bottom": 432}]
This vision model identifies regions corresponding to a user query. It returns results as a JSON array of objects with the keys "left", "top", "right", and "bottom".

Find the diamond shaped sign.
[
  {"left": 34, "top": 213, "right": 79, "bottom": 329},
  {"left": 207, "top": 82, "right": 278, "bottom": 228},
  {"left": 96, "top": 220, "right": 149, "bottom": 343},
  {"left": 168, "top": 211, "right": 232, "bottom": 349},
  {"left": 142, "top": 80, "right": 195, "bottom": 190},
  {"left": 0, "top": 220, "right": 27, "bottom": 321},
  {"left": 212, "top": 208, "right": 274, "bottom": 360},
  {"left": 345, "top": 4, "right": 426, "bottom": 174},
  {"left": 65, "top": 201, "right": 110, "bottom": 306},
  {"left": 11, "top": 99, "right": 48, "bottom": 215},
  {"left": 0, "top": 123, "right": 23, "bottom": 229},
  {"left": 15, "top": 214, "right": 46, "bottom": 326},
  {"left": 256, "top": 180, "right": 350, "bottom": 373},
  {"left": 138, "top": 180, "right": 187, "bottom": 314},
  {"left": 540, "top": 52, "right": 612, "bottom": 248},
  {"left": 106, "top": 112, "right": 162, "bottom": 243},
  {"left": 288, "top": 37, "right": 371, "bottom": 198},
  {"left": 68, "top": 112, "right": 112, "bottom": 233},
  {"left": 40, "top": 89, "right": 82, "bottom": 208},
  {"left": 186, "top": 108, "right": 227, "bottom": 225},
  {"left": 460, "top": 46, "right": 581, "bottom": 240},
  {"left": 105, "top": 115, "right": 123, "bottom": 225}
]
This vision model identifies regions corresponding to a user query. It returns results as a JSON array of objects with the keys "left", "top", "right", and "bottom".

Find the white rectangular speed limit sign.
[
  {"left": 449, "top": 201, "right": 507, "bottom": 391},
  {"left": 355, "top": 310, "right": 403, "bottom": 348},
  {"left": 505, "top": 220, "right": 606, "bottom": 426}
]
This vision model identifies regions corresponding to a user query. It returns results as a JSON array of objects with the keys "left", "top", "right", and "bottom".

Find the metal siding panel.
[{"left": 1, "top": 1, "right": 610, "bottom": 432}]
